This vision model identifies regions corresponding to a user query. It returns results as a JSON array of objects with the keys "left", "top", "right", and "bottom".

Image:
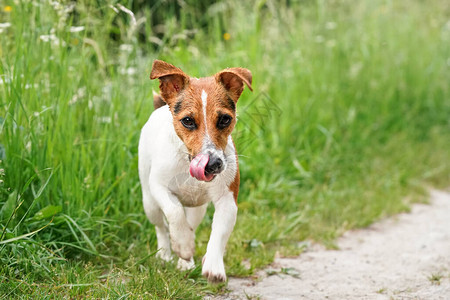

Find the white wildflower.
[
  {"left": 101, "top": 83, "right": 112, "bottom": 101},
  {"left": 0, "top": 76, "right": 11, "bottom": 85},
  {"left": 39, "top": 34, "right": 57, "bottom": 42},
  {"left": 119, "top": 67, "right": 137, "bottom": 75},
  {"left": 68, "top": 87, "right": 86, "bottom": 105},
  {"left": 97, "top": 116, "right": 112, "bottom": 124},
  {"left": 49, "top": 1, "right": 75, "bottom": 29},
  {"left": 25, "top": 83, "right": 39, "bottom": 89},
  {"left": 119, "top": 44, "right": 133, "bottom": 52},
  {"left": 188, "top": 45, "right": 200, "bottom": 58},
  {"left": 69, "top": 26, "right": 85, "bottom": 33},
  {"left": 39, "top": 32, "right": 66, "bottom": 46}
]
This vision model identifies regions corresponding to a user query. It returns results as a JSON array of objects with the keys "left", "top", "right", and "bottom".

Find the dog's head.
[{"left": 150, "top": 60, "right": 252, "bottom": 182}]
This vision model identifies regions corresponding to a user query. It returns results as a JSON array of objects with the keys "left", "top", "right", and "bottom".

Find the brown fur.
[
  {"left": 230, "top": 141, "right": 240, "bottom": 203},
  {"left": 153, "top": 93, "right": 166, "bottom": 109}
]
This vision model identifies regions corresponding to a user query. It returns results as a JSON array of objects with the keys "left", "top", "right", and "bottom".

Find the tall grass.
[{"left": 1, "top": 0, "right": 449, "bottom": 297}]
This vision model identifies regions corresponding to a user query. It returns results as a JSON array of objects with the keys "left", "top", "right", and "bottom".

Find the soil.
[{"left": 216, "top": 189, "right": 450, "bottom": 299}]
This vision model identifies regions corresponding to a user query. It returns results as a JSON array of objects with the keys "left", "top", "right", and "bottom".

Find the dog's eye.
[
  {"left": 181, "top": 117, "right": 196, "bottom": 130},
  {"left": 217, "top": 114, "right": 232, "bottom": 129}
]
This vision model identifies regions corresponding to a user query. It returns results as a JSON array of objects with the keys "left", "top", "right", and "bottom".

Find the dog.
[{"left": 138, "top": 60, "right": 252, "bottom": 282}]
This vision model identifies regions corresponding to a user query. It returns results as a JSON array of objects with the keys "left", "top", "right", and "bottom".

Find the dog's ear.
[
  {"left": 150, "top": 60, "right": 189, "bottom": 105},
  {"left": 216, "top": 68, "right": 253, "bottom": 101}
]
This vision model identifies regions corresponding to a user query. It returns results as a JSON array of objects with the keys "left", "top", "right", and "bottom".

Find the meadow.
[{"left": 1, "top": 0, "right": 449, "bottom": 298}]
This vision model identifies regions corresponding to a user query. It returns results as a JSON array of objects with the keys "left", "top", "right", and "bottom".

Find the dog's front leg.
[
  {"left": 202, "top": 191, "right": 237, "bottom": 282},
  {"left": 149, "top": 182, "right": 195, "bottom": 261}
]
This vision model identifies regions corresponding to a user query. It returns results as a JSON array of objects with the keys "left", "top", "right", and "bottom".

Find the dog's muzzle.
[{"left": 189, "top": 153, "right": 225, "bottom": 182}]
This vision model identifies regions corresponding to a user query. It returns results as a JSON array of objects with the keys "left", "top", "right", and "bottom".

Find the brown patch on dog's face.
[
  {"left": 170, "top": 84, "right": 206, "bottom": 158},
  {"left": 169, "top": 78, "right": 236, "bottom": 158},
  {"left": 150, "top": 60, "right": 252, "bottom": 159}
]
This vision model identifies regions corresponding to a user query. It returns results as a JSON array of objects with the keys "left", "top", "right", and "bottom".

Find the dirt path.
[{"left": 220, "top": 189, "right": 450, "bottom": 299}]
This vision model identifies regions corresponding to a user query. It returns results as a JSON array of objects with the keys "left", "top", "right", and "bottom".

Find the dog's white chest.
[{"left": 167, "top": 173, "right": 211, "bottom": 207}]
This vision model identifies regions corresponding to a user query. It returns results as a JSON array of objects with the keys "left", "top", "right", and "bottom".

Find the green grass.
[
  {"left": 428, "top": 273, "right": 443, "bottom": 286},
  {"left": 1, "top": 0, "right": 450, "bottom": 297}
]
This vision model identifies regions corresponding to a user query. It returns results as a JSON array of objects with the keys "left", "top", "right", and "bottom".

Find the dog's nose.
[{"left": 205, "top": 157, "right": 223, "bottom": 174}]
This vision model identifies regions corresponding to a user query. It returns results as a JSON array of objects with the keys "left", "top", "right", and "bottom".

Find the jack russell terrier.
[{"left": 138, "top": 60, "right": 252, "bottom": 282}]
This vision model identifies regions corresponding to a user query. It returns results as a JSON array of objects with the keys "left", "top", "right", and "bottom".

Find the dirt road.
[{"left": 220, "top": 189, "right": 450, "bottom": 299}]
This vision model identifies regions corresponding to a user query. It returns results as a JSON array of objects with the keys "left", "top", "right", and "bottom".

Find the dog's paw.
[
  {"left": 156, "top": 248, "right": 172, "bottom": 262},
  {"left": 202, "top": 253, "right": 226, "bottom": 283},
  {"left": 177, "top": 257, "right": 195, "bottom": 271},
  {"left": 170, "top": 227, "right": 195, "bottom": 260}
]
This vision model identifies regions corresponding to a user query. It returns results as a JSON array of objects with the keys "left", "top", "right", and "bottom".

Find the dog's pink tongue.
[{"left": 189, "top": 154, "right": 213, "bottom": 182}]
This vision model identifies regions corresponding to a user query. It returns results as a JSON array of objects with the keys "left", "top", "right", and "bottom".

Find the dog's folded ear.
[
  {"left": 150, "top": 60, "right": 189, "bottom": 104},
  {"left": 216, "top": 68, "right": 253, "bottom": 101}
]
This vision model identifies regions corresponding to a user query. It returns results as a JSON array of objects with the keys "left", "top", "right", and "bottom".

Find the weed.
[{"left": 428, "top": 273, "right": 443, "bottom": 285}]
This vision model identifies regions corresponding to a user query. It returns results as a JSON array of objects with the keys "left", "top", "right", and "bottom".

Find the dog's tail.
[{"left": 153, "top": 91, "right": 166, "bottom": 110}]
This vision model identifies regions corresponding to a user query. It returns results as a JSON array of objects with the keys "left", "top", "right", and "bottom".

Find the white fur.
[
  {"left": 201, "top": 90, "right": 208, "bottom": 133},
  {"left": 138, "top": 105, "right": 238, "bottom": 282},
  {"left": 200, "top": 90, "right": 227, "bottom": 169}
]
